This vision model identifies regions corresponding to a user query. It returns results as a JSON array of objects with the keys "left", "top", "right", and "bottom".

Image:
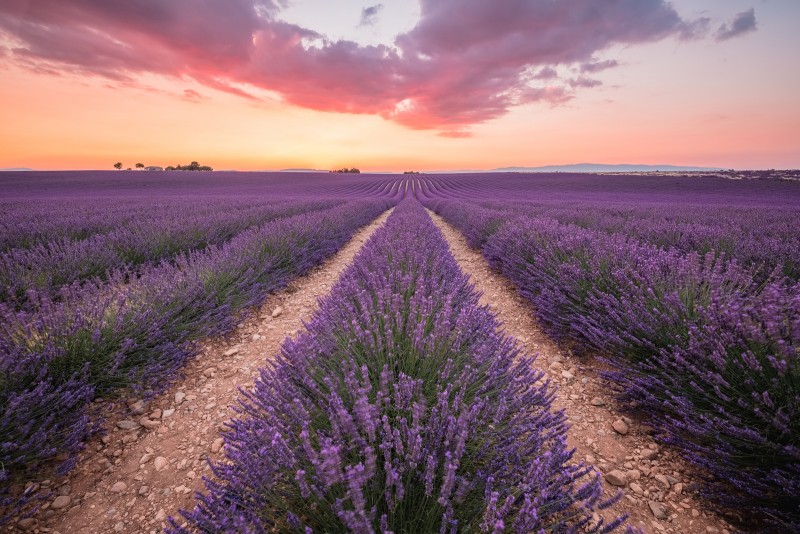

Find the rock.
[
  {"left": 223, "top": 348, "right": 240, "bottom": 357},
  {"left": 691, "top": 509, "right": 700, "bottom": 518},
  {"left": 57, "top": 484, "right": 71, "bottom": 496},
  {"left": 162, "top": 408, "right": 175, "bottom": 418},
  {"left": 138, "top": 486, "right": 149, "bottom": 496},
  {"left": 251, "top": 333, "right": 261, "bottom": 341},
  {"left": 612, "top": 419, "right": 629, "bottom": 435},
  {"left": 129, "top": 400, "right": 146, "bottom": 415},
  {"left": 604, "top": 470, "right": 628, "bottom": 487},
  {"left": 114, "top": 521, "right": 125, "bottom": 532},
  {"left": 154, "top": 456, "right": 168, "bottom": 472},
  {"left": 561, "top": 370, "right": 574, "bottom": 380},
  {"left": 642, "top": 448, "right": 659, "bottom": 460},
  {"left": 654, "top": 474, "right": 671, "bottom": 488},
  {"left": 138, "top": 417, "right": 160, "bottom": 430},
  {"left": 590, "top": 397, "right": 606, "bottom": 406},
  {"left": 140, "top": 453, "right": 154, "bottom": 464},
  {"left": 673, "top": 482, "right": 684, "bottom": 495},
  {"left": 116, "top": 420, "right": 139, "bottom": 430},
  {"left": 271, "top": 306, "right": 283, "bottom": 318},
  {"left": 17, "top": 517, "right": 36, "bottom": 530},
  {"left": 648, "top": 501, "right": 668, "bottom": 520},
  {"left": 51, "top": 495, "right": 71, "bottom": 509},
  {"left": 203, "top": 367, "right": 216, "bottom": 378},
  {"left": 706, "top": 527, "right": 719, "bottom": 533},
  {"left": 630, "top": 482, "right": 644, "bottom": 495},
  {"left": 155, "top": 509, "right": 166, "bottom": 521},
  {"left": 110, "top": 482, "right": 127, "bottom": 493},
  {"left": 626, "top": 469, "right": 642, "bottom": 481},
  {"left": 150, "top": 409, "right": 162, "bottom": 419},
  {"left": 211, "top": 437, "right": 224, "bottom": 453},
  {"left": 174, "top": 392, "right": 186, "bottom": 404}
]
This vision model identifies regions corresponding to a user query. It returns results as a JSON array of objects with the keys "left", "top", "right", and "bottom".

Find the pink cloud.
[
  {"left": 580, "top": 59, "right": 619, "bottom": 73},
  {"left": 182, "top": 89, "right": 206, "bottom": 102},
  {"left": 716, "top": 9, "right": 757, "bottom": 42},
  {"left": 0, "top": 0, "right": 737, "bottom": 135}
]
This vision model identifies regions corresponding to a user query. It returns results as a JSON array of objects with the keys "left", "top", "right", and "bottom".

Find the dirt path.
[
  {"left": 16, "top": 209, "right": 393, "bottom": 534},
  {"left": 429, "top": 210, "right": 734, "bottom": 534}
]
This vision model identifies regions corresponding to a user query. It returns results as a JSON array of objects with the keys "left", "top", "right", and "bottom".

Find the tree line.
[{"left": 113, "top": 161, "right": 213, "bottom": 171}]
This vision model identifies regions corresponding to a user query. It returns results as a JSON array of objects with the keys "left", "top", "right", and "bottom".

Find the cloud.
[
  {"left": 182, "top": 89, "right": 206, "bottom": 102},
  {"left": 532, "top": 67, "right": 558, "bottom": 80},
  {"left": 0, "top": 0, "right": 725, "bottom": 135},
  {"left": 580, "top": 59, "right": 619, "bottom": 73},
  {"left": 569, "top": 77, "right": 602, "bottom": 89},
  {"left": 716, "top": 9, "right": 757, "bottom": 41},
  {"left": 359, "top": 4, "right": 383, "bottom": 27}
]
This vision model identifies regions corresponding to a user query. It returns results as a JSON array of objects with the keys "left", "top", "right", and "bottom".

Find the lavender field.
[{"left": 1, "top": 170, "right": 799, "bottom": 532}]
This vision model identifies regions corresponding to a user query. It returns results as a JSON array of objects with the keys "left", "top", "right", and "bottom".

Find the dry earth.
[
  {"left": 13, "top": 209, "right": 393, "bottom": 534},
  {"left": 12, "top": 206, "right": 738, "bottom": 534},
  {"left": 429, "top": 210, "right": 736, "bottom": 534}
]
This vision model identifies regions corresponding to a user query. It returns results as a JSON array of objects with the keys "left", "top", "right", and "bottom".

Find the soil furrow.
[
  {"left": 429, "top": 209, "right": 734, "bottom": 534},
  {"left": 25, "top": 209, "right": 393, "bottom": 534}
]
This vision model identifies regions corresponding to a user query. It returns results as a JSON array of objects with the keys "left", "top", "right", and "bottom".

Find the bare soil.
[{"left": 429, "top": 210, "right": 735, "bottom": 534}]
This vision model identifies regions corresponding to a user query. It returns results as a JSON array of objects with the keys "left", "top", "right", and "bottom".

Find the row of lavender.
[
  {"left": 0, "top": 199, "right": 341, "bottom": 308},
  {"left": 0, "top": 199, "right": 392, "bottom": 521},
  {"left": 425, "top": 198, "right": 799, "bottom": 530},
  {"left": 477, "top": 199, "right": 800, "bottom": 280},
  {"left": 0, "top": 197, "right": 290, "bottom": 252},
  {"left": 171, "top": 199, "right": 624, "bottom": 533}
]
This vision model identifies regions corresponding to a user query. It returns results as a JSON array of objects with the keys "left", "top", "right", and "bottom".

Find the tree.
[
  {"left": 135, "top": 163, "right": 144, "bottom": 169},
  {"left": 164, "top": 161, "right": 213, "bottom": 171},
  {"left": 114, "top": 162, "right": 122, "bottom": 170}
]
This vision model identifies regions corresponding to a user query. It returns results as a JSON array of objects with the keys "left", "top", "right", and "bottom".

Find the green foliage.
[{"left": 165, "top": 161, "right": 213, "bottom": 171}]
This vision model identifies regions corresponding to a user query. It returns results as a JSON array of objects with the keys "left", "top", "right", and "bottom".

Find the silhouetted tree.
[
  {"left": 114, "top": 162, "right": 122, "bottom": 170},
  {"left": 135, "top": 163, "right": 144, "bottom": 169},
  {"left": 164, "top": 161, "right": 213, "bottom": 171}
]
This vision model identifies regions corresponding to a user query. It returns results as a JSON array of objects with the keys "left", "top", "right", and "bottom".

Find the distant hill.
[
  {"left": 493, "top": 163, "right": 724, "bottom": 173},
  {"left": 278, "top": 168, "right": 329, "bottom": 173},
  {"left": 0, "top": 167, "right": 34, "bottom": 171}
]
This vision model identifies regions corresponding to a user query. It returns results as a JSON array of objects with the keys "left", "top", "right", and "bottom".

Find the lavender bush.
[
  {"left": 0, "top": 199, "right": 339, "bottom": 308},
  {"left": 0, "top": 200, "right": 390, "bottom": 522},
  {"left": 429, "top": 197, "right": 800, "bottom": 530},
  {"left": 172, "top": 200, "right": 622, "bottom": 533},
  {"left": 608, "top": 280, "right": 800, "bottom": 529}
]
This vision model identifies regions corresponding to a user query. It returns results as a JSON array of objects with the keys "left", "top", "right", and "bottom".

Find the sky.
[{"left": 0, "top": 0, "right": 798, "bottom": 171}]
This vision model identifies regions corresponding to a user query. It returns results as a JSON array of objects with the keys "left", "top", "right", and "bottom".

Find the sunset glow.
[{"left": 1, "top": 0, "right": 798, "bottom": 171}]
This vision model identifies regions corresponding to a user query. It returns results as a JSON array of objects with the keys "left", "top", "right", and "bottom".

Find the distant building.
[{"left": 144, "top": 166, "right": 163, "bottom": 171}]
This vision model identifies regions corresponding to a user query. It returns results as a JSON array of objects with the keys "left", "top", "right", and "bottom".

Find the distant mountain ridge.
[{"left": 492, "top": 163, "right": 724, "bottom": 173}]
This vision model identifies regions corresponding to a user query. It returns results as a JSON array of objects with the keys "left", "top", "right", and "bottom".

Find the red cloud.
[{"left": 0, "top": 0, "right": 733, "bottom": 135}]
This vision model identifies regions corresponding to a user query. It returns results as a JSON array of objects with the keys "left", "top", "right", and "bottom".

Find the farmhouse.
[{"left": 144, "top": 166, "right": 163, "bottom": 171}]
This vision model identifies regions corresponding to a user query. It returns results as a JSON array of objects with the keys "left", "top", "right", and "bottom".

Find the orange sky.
[{"left": 0, "top": 0, "right": 798, "bottom": 171}]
